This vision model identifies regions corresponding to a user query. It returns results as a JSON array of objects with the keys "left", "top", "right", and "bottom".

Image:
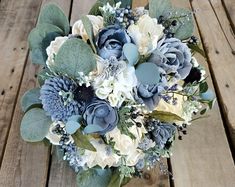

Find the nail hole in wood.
[
  {"left": 225, "top": 84, "right": 229, "bottom": 88},
  {"left": 34, "top": 74, "right": 37, "bottom": 78},
  {"left": 1, "top": 90, "right": 5, "bottom": 95},
  {"left": 11, "top": 68, "right": 15, "bottom": 73},
  {"left": 215, "top": 50, "right": 219, "bottom": 54},
  {"left": 232, "top": 50, "right": 235, "bottom": 55},
  {"left": 10, "top": 86, "right": 13, "bottom": 90},
  {"left": 13, "top": 48, "right": 16, "bottom": 51},
  {"left": 21, "top": 47, "right": 25, "bottom": 50}
]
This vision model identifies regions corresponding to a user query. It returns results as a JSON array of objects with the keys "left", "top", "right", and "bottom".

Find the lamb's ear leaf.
[{"left": 37, "top": 3, "right": 70, "bottom": 35}]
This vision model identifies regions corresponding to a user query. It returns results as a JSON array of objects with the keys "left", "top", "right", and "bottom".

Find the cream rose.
[
  {"left": 46, "top": 36, "right": 68, "bottom": 68},
  {"left": 105, "top": 125, "right": 147, "bottom": 166},
  {"left": 128, "top": 14, "right": 164, "bottom": 55},
  {"left": 72, "top": 15, "right": 103, "bottom": 41}
]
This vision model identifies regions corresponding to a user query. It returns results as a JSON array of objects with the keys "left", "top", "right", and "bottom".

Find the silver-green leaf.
[
  {"left": 81, "top": 16, "right": 97, "bottom": 53},
  {"left": 37, "top": 3, "right": 70, "bottom": 35},
  {"left": 149, "top": 0, "right": 172, "bottom": 19},
  {"left": 20, "top": 88, "right": 42, "bottom": 113},
  {"left": 53, "top": 38, "right": 96, "bottom": 78},
  {"left": 149, "top": 111, "right": 184, "bottom": 122},
  {"left": 123, "top": 43, "right": 139, "bottom": 66},
  {"left": 20, "top": 108, "right": 52, "bottom": 142}
]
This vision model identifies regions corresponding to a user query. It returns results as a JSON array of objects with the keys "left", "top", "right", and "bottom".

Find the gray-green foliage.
[
  {"left": 52, "top": 38, "right": 96, "bottom": 78},
  {"left": 163, "top": 8, "right": 194, "bottom": 40},
  {"left": 149, "top": 0, "right": 172, "bottom": 19},
  {"left": 76, "top": 168, "right": 112, "bottom": 187},
  {"left": 135, "top": 63, "right": 161, "bottom": 85},
  {"left": 20, "top": 88, "right": 42, "bottom": 112},
  {"left": 123, "top": 43, "right": 139, "bottom": 66},
  {"left": 81, "top": 16, "right": 97, "bottom": 53},
  {"left": 37, "top": 3, "right": 70, "bottom": 35},
  {"left": 89, "top": 0, "right": 115, "bottom": 15},
  {"left": 20, "top": 108, "right": 52, "bottom": 142},
  {"left": 28, "top": 23, "right": 63, "bottom": 65}
]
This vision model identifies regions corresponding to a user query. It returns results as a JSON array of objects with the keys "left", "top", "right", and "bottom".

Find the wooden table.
[{"left": 0, "top": 0, "right": 235, "bottom": 186}]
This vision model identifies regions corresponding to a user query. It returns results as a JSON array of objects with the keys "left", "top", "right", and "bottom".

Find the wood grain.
[
  {"left": 0, "top": 0, "right": 42, "bottom": 164},
  {"left": 0, "top": 0, "right": 71, "bottom": 187},
  {"left": 191, "top": 0, "right": 235, "bottom": 149},
  {"left": 170, "top": 0, "right": 235, "bottom": 186},
  {"left": 222, "top": 0, "right": 235, "bottom": 31}
]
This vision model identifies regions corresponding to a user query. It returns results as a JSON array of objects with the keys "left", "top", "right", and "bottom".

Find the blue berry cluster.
[{"left": 115, "top": 6, "right": 137, "bottom": 28}]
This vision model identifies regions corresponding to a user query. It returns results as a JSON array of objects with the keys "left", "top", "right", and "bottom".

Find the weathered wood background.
[{"left": 0, "top": 0, "right": 234, "bottom": 186}]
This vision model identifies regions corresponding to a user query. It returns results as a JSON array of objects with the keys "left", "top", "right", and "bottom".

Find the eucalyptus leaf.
[
  {"left": 77, "top": 168, "right": 112, "bottom": 187},
  {"left": 37, "top": 68, "right": 54, "bottom": 86},
  {"left": 135, "top": 63, "right": 160, "bottom": 85},
  {"left": 81, "top": 16, "right": 97, "bottom": 53},
  {"left": 28, "top": 23, "right": 63, "bottom": 65},
  {"left": 162, "top": 8, "right": 194, "bottom": 40},
  {"left": 20, "top": 108, "right": 52, "bottom": 142},
  {"left": 149, "top": 111, "right": 184, "bottom": 122},
  {"left": 65, "top": 121, "right": 81, "bottom": 135},
  {"left": 123, "top": 43, "right": 139, "bottom": 66},
  {"left": 72, "top": 130, "right": 96, "bottom": 152},
  {"left": 20, "top": 88, "right": 42, "bottom": 113},
  {"left": 83, "top": 125, "right": 104, "bottom": 134},
  {"left": 200, "top": 89, "right": 215, "bottom": 101},
  {"left": 53, "top": 38, "right": 96, "bottom": 78},
  {"left": 37, "top": 3, "right": 70, "bottom": 35},
  {"left": 149, "top": 0, "right": 172, "bottom": 19}
]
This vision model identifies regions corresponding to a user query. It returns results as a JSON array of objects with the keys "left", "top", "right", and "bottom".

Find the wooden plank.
[
  {"left": 48, "top": 0, "right": 170, "bottom": 187},
  {"left": 222, "top": 0, "right": 235, "bottom": 31},
  {"left": 0, "top": 0, "right": 42, "bottom": 164},
  {"left": 0, "top": 0, "right": 71, "bottom": 187},
  {"left": 169, "top": 0, "right": 235, "bottom": 186},
  {"left": 191, "top": 0, "right": 235, "bottom": 149}
]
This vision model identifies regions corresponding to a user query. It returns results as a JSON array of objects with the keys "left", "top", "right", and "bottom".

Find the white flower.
[
  {"left": 83, "top": 138, "right": 120, "bottom": 169},
  {"left": 182, "top": 100, "right": 202, "bottom": 124},
  {"left": 128, "top": 14, "right": 164, "bottom": 55},
  {"left": 93, "top": 61, "right": 138, "bottom": 107},
  {"left": 191, "top": 57, "right": 206, "bottom": 81},
  {"left": 46, "top": 36, "right": 68, "bottom": 68},
  {"left": 46, "top": 121, "right": 72, "bottom": 145},
  {"left": 105, "top": 125, "right": 147, "bottom": 166},
  {"left": 72, "top": 15, "right": 103, "bottom": 41}
]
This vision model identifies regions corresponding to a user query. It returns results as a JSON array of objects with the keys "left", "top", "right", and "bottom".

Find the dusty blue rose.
[
  {"left": 83, "top": 99, "right": 118, "bottom": 135},
  {"left": 97, "top": 25, "right": 131, "bottom": 59},
  {"left": 149, "top": 37, "right": 192, "bottom": 79}
]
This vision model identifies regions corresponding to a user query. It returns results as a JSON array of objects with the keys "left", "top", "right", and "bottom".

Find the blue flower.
[
  {"left": 149, "top": 37, "right": 192, "bottom": 79},
  {"left": 40, "top": 77, "right": 85, "bottom": 122},
  {"left": 97, "top": 25, "right": 131, "bottom": 60},
  {"left": 83, "top": 98, "right": 119, "bottom": 135}
]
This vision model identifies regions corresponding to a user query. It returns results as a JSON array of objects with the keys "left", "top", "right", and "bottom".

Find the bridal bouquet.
[{"left": 20, "top": 0, "right": 215, "bottom": 186}]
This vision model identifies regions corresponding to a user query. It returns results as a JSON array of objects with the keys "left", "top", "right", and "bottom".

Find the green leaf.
[
  {"left": 123, "top": 43, "right": 139, "bottom": 66},
  {"left": 38, "top": 3, "right": 70, "bottom": 35},
  {"left": 81, "top": 16, "right": 97, "bottom": 53},
  {"left": 72, "top": 130, "right": 96, "bottom": 152},
  {"left": 162, "top": 8, "right": 194, "bottom": 40},
  {"left": 199, "top": 81, "right": 208, "bottom": 93},
  {"left": 188, "top": 43, "right": 206, "bottom": 58},
  {"left": 107, "top": 170, "right": 123, "bottom": 187},
  {"left": 200, "top": 108, "right": 207, "bottom": 115},
  {"left": 135, "top": 62, "right": 161, "bottom": 85},
  {"left": 53, "top": 38, "right": 96, "bottom": 78},
  {"left": 149, "top": 0, "right": 172, "bottom": 19},
  {"left": 89, "top": 0, "right": 115, "bottom": 15},
  {"left": 149, "top": 111, "right": 184, "bottom": 122},
  {"left": 20, "top": 108, "right": 52, "bottom": 142},
  {"left": 20, "top": 88, "right": 42, "bottom": 113},
  {"left": 77, "top": 168, "right": 112, "bottom": 187},
  {"left": 28, "top": 23, "right": 63, "bottom": 65},
  {"left": 208, "top": 98, "right": 216, "bottom": 109}
]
